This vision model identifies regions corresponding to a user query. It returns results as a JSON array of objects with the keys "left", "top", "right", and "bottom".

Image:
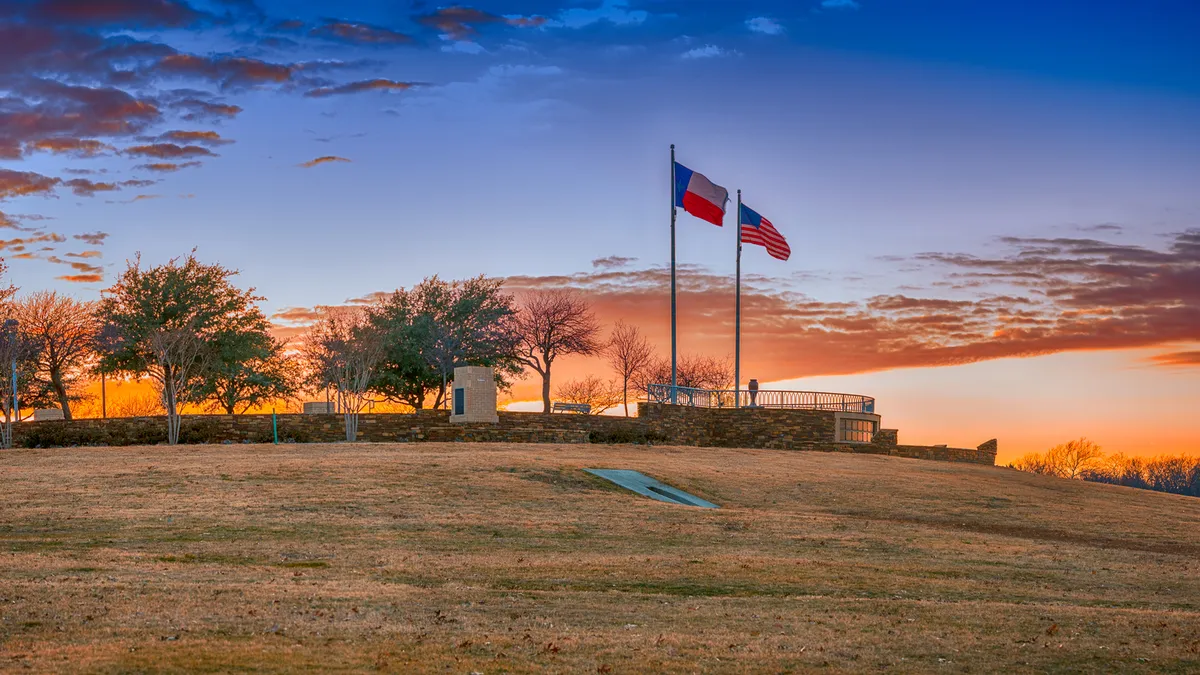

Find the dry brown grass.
[{"left": 2, "top": 442, "right": 1199, "bottom": 673}]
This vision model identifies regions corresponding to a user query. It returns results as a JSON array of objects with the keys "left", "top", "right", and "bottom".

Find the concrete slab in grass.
[{"left": 584, "top": 469, "right": 718, "bottom": 509}]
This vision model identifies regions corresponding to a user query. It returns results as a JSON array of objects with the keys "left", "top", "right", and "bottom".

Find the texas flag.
[{"left": 674, "top": 162, "right": 728, "bottom": 226}]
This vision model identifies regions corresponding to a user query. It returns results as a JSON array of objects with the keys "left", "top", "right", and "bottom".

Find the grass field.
[{"left": 2, "top": 442, "right": 1199, "bottom": 673}]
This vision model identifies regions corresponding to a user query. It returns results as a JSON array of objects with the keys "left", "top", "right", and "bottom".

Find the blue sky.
[
  {"left": 2, "top": 0, "right": 1199, "bottom": 456},
  {"left": 5, "top": 0, "right": 1198, "bottom": 303}
]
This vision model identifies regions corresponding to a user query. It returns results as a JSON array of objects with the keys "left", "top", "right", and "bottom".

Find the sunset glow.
[{"left": 2, "top": 0, "right": 1197, "bottom": 463}]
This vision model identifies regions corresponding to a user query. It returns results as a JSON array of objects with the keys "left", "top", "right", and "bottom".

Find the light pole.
[{"left": 4, "top": 319, "right": 17, "bottom": 424}]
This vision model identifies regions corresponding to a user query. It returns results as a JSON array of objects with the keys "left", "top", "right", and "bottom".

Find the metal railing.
[{"left": 646, "top": 384, "right": 875, "bottom": 413}]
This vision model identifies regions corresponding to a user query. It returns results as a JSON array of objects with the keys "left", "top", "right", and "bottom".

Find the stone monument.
[{"left": 449, "top": 366, "right": 499, "bottom": 424}]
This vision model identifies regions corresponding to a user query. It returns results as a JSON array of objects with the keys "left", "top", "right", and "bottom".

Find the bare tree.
[
  {"left": 555, "top": 375, "right": 623, "bottom": 415},
  {"left": 111, "top": 390, "right": 166, "bottom": 417},
  {"left": 633, "top": 353, "right": 734, "bottom": 394},
  {"left": 1010, "top": 452, "right": 1057, "bottom": 476},
  {"left": 1010, "top": 437, "right": 1104, "bottom": 479},
  {"left": 0, "top": 325, "right": 40, "bottom": 448},
  {"left": 515, "top": 291, "right": 602, "bottom": 413},
  {"left": 605, "top": 321, "right": 655, "bottom": 416},
  {"left": 302, "top": 308, "right": 385, "bottom": 441},
  {"left": 1048, "top": 437, "right": 1104, "bottom": 478},
  {"left": 13, "top": 291, "right": 97, "bottom": 419}
]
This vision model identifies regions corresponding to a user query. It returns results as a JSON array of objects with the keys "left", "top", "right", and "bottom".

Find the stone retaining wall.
[
  {"left": 10, "top": 404, "right": 997, "bottom": 466},
  {"left": 637, "top": 403, "right": 997, "bottom": 465}
]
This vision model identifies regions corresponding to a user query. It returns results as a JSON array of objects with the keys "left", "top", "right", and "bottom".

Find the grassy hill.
[{"left": 2, "top": 442, "right": 1198, "bottom": 673}]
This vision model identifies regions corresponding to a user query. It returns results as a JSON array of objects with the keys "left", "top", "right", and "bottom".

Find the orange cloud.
[
  {"left": 136, "top": 161, "right": 202, "bottom": 172},
  {"left": 298, "top": 156, "right": 351, "bottom": 168},
  {"left": 304, "top": 79, "right": 420, "bottom": 98},
  {"left": 415, "top": 6, "right": 547, "bottom": 40},
  {"left": 57, "top": 273, "right": 103, "bottom": 283},
  {"left": 309, "top": 20, "right": 413, "bottom": 44},
  {"left": 0, "top": 169, "right": 60, "bottom": 199},
  {"left": 63, "top": 178, "right": 119, "bottom": 196},
  {"left": 272, "top": 230, "right": 1200, "bottom": 397},
  {"left": 124, "top": 143, "right": 215, "bottom": 159},
  {"left": 1149, "top": 350, "right": 1200, "bottom": 367},
  {"left": 157, "top": 130, "right": 232, "bottom": 146},
  {"left": 28, "top": 137, "right": 115, "bottom": 157},
  {"left": 156, "top": 53, "right": 292, "bottom": 86}
]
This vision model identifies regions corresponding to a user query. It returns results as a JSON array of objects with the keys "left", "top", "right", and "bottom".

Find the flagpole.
[
  {"left": 670, "top": 144, "right": 678, "bottom": 404},
  {"left": 734, "top": 189, "right": 742, "bottom": 408}
]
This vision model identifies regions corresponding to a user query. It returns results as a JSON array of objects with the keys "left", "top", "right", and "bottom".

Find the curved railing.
[{"left": 647, "top": 384, "right": 875, "bottom": 413}]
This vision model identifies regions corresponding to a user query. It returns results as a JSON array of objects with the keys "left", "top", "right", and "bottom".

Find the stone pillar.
[{"left": 449, "top": 366, "right": 499, "bottom": 424}]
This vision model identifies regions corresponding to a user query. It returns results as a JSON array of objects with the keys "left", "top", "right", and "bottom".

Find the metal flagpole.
[
  {"left": 670, "top": 144, "right": 678, "bottom": 403},
  {"left": 735, "top": 189, "right": 742, "bottom": 408}
]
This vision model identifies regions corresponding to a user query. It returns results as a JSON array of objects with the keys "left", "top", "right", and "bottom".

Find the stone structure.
[
  {"left": 450, "top": 366, "right": 498, "bottom": 424},
  {"left": 33, "top": 408, "right": 64, "bottom": 421},
  {"left": 636, "top": 403, "right": 996, "bottom": 464},
  {"left": 10, "top": 403, "right": 998, "bottom": 466},
  {"left": 302, "top": 401, "right": 336, "bottom": 414}
]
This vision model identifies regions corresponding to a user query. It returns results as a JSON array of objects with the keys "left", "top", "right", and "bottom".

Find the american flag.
[{"left": 739, "top": 204, "right": 790, "bottom": 261}]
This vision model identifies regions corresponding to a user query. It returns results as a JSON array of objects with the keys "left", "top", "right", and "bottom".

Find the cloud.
[
  {"left": 135, "top": 161, "right": 203, "bottom": 172},
  {"left": 157, "top": 130, "right": 232, "bottom": 146},
  {"left": 66, "top": 250, "right": 103, "bottom": 259},
  {"left": 440, "top": 38, "right": 487, "bottom": 55},
  {"left": 309, "top": 20, "right": 412, "bottom": 45},
  {"left": 488, "top": 64, "right": 563, "bottom": 77},
  {"left": 516, "top": 230, "right": 1200, "bottom": 379},
  {"left": 553, "top": 0, "right": 648, "bottom": 29},
  {"left": 45, "top": 254, "right": 104, "bottom": 274},
  {"left": 74, "top": 231, "right": 109, "bottom": 246},
  {"left": 746, "top": 17, "right": 785, "bottom": 35},
  {"left": 155, "top": 54, "right": 293, "bottom": 88},
  {"left": 298, "top": 156, "right": 350, "bottom": 168},
  {"left": 415, "top": 6, "right": 547, "bottom": 41},
  {"left": 592, "top": 255, "right": 637, "bottom": 269},
  {"left": 27, "top": 137, "right": 116, "bottom": 157},
  {"left": 0, "top": 81, "right": 161, "bottom": 158},
  {"left": 304, "top": 79, "right": 421, "bottom": 97},
  {"left": 1149, "top": 350, "right": 1200, "bottom": 367},
  {"left": 1, "top": 233, "right": 67, "bottom": 252},
  {"left": 57, "top": 273, "right": 104, "bottom": 283},
  {"left": 0, "top": 169, "right": 61, "bottom": 199},
  {"left": 681, "top": 45, "right": 738, "bottom": 59},
  {"left": 820, "top": 0, "right": 861, "bottom": 9},
  {"left": 1077, "top": 223, "right": 1124, "bottom": 233},
  {"left": 124, "top": 143, "right": 216, "bottom": 158},
  {"left": 63, "top": 178, "right": 120, "bottom": 196},
  {"left": 170, "top": 97, "right": 243, "bottom": 121},
  {"left": 27, "top": 0, "right": 207, "bottom": 28}
]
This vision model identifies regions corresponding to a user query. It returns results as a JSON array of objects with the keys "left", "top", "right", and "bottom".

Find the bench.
[{"left": 552, "top": 402, "right": 591, "bottom": 414}]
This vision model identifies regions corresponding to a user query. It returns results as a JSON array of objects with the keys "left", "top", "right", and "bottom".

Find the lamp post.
[{"left": 4, "top": 319, "right": 17, "bottom": 424}]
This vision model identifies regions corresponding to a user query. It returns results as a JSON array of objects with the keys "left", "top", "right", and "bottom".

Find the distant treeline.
[{"left": 1011, "top": 438, "right": 1200, "bottom": 498}]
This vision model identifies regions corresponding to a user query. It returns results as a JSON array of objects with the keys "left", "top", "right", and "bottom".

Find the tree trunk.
[
  {"left": 441, "top": 369, "right": 448, "bottom": 411},
  {"left": 49, "top": 370, "right": 72, "bottom": 420},
  {"left": 164, "top": 370, "right": 180, "bottom": 445},
  {"left": 622, "top": 377, "right": 629, "bottom": 417},
  {"left": 344, "top": 411, "right": 358, "bottom": 442},
  {"left": 541, "top": 364, "right": 551, "bottom": 413}
]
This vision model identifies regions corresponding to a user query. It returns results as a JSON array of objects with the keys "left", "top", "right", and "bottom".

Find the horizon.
[{"left": 2, "top": 0, "right": 1198, "bottom": 463}]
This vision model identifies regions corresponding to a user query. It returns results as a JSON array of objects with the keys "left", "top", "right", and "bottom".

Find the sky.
[{"left": 1, "top": 0, "right": 1198, "bottom": 462}]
